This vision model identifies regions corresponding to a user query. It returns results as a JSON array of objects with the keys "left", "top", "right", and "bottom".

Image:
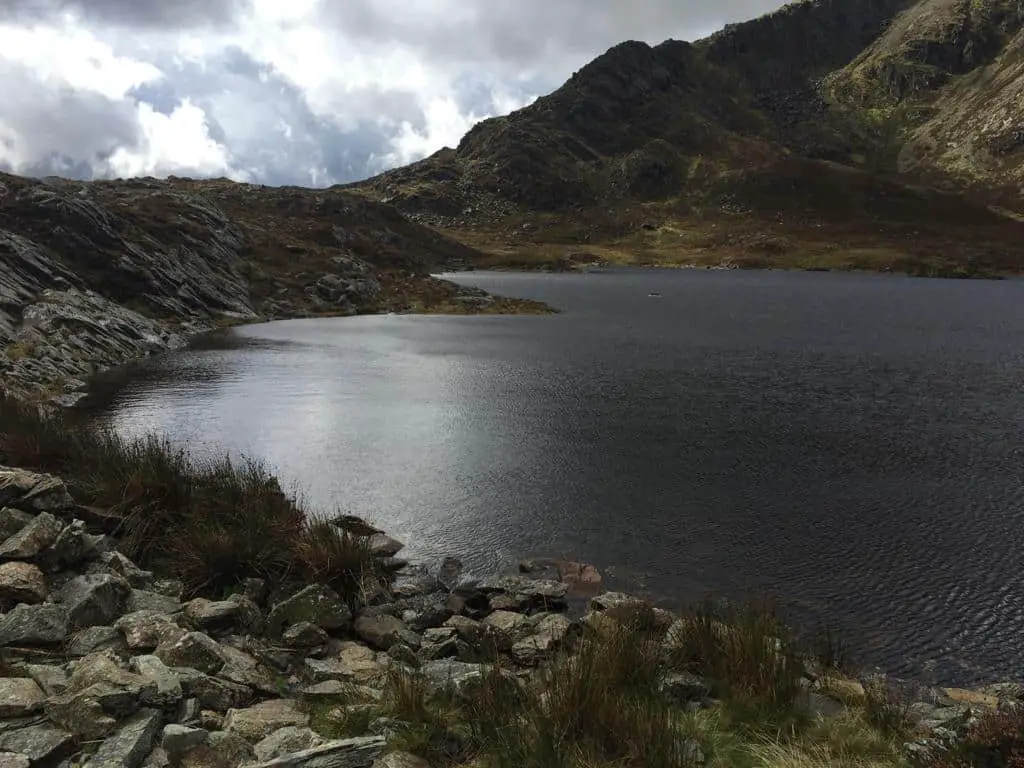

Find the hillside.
[
  {"left": 349, "top": 0, "right": 1024, "bottom": 276},
  {"left": 0, "top": 173, "right": 547, "bottom": 403}
]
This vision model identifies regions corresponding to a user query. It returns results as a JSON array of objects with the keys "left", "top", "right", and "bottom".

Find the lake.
[{"left": 81, "top": 269, "right": 1024, "bottom": 686}]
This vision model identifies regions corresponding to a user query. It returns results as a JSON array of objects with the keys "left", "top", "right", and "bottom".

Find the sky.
[{"left": 0, "top": 0, "right": 787, "bottom": 187}]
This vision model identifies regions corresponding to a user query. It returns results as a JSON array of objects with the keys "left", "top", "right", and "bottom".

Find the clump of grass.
[
  {"left": 921, "top": 708, "right": 1024, "bottom": 768},
  {"left": 862, "top": 676, "right": 915, "bottom": 739},
  {"left": 669, "top": 598, "right": 805, "bottom": 723},
  {"left": 294, "top": 520, "right": 389, "bottom": 610}
]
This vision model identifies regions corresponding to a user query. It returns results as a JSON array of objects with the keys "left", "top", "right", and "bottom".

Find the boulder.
[
  {"left": 404, "top": 601, "right": 453, "bottom": 632},
  {"left": 660, "top": 673, "right": 711, "bottom": 703},
  {"left": 84, "top": 708, "right": 162, "bottom": 768},
  {"left": 46, "top": 683, "right": 123, "bottom": 739},
  {"left": 181, "top": 672, "right": 255, "bottom": 713},
  {"left": 354, "top": 615, "right": 408, "bottom": 651},
  {"left": 0, "top": 468, "right": 74, "bottom": 513},
  {"left": 267, "top": 585, "right": 351, "bottom": 638},
  {"left": 0, "top": 754, "right": 29, "bottom": 768},
  {"left": 183, "top": 599, "right": 241, "bottom": 633},
  {"left": 0, "top": 677, "right": 45, "bottom": 718},
  {"left": 156, "top": 632, "right": 225, "bottom": 675},
  {"left": 248, "top": 736, "right": 385, "bottom": 768},
  {"left": 367, "top": 533, "right": 404, "bottom": 558},
  {"left": 283, "top": 622, "right": 329, "bottom": 650},
  {"left": 59, "top": 573, "right": 130, "bottom": 629},
  {"left": 511, "top": 615, "right": 575, "bottom": 666},
  {"left": 101, "top": 552, "right": 155, "bottom": 588},
  {"left": 161, "top": 724, "right": 209, "bottom": 762},
  {"left": 116, "top": 610, "right": 186, "bottom": 650},
  {"left": 179, "top": 731, "right": 253, "bottom": 768},
  {"left": 125, "top": 589, "right": 183, "bottom": 615},
  {"left": 0, "top": 561, "right": 47, "bottom": 604},
  {"left": 224, "top": 699, "right": 310, "bottom": 742},
  {"left": 0, "top": 722, "right": 75, "bottom": 766},
  {"left": 42, "top": 519, "right": 101, "bottom": 571},
  {"left": 25, "top": 663, "right": 69, "bottom": 695},
  {"left": 0, "top": 511, "right": 63, "bottom": 560},
  {"left": 303, "top": 643, "right": 387, "bottom": 687},
  {"left": 254, "top": 726, "right": 324, "bottom": 762},
  {"left": 67, "top": 625, "right": 127, "bottom": 657},
  {"left": 0, "top": 508, "right": 34, "bottom": 542},
  {"left": 130, "top": 656, "right": 185, "bottom": 710},
  {"left": 481, "top": 611, "right": 533, "bottom": 650},
  {"left": 0, "top": 602, "right": 70, "bottom": 645},
  {"left": 476, "top": 576, "right": 568, "bottom": 609},
  {"left": 216, "top": 645, "right": 278, "bottom": 696}
]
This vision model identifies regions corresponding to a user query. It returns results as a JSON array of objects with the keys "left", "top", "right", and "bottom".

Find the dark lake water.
[{"left": 82, "top": 269, "right": 1024, "bottom": 686}]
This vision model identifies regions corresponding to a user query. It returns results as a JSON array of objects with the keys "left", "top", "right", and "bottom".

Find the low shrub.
[{"left": 294, "top": 520, "right": 388, "bottom": 610}]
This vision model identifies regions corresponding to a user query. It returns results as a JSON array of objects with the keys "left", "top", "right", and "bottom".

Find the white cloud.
[{"left": 0, "top": 0, "right": 788, "bottom": 185}]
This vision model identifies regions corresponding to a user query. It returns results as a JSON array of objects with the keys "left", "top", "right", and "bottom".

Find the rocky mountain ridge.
[
  {"left": 0, "top": 173, "right": 546, "bottom": 404},
  {"left": 349, "top": 0, "right": 1024, "bottom": 275}
]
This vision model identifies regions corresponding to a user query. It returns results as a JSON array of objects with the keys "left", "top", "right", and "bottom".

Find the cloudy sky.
[{"left": 0, "top": 0, "right": 785, "bottom": 187}]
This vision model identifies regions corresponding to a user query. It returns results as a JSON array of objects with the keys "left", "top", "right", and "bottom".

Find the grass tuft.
[{"left": 294, "top": 520, "right": 386, "bottom": 610}]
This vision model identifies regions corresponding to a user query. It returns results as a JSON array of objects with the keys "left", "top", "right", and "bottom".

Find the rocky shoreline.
[{"left": 0, "top": 464, "right": 1020, "bottom": 768}]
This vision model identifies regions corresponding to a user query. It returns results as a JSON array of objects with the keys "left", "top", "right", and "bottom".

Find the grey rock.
[
  {"left": 0, "top": 753, "right": 29, "bottom": 768},
  {"left": 0, "top": 469, "right": 74, "bottom": 513},
  {"left": 0, "top": 677, "right": 45, "bottom": 717},
  {"left": 404, "top": 602, "right": 453, "bottom": 633},
  {"left": 101, "top": 552, "right": 154, "bottom": 588},
  {"left": 250, "top": 736, "right": 385, "bottom": 768},
  {"left": 366, "top": 533, "right": 404, "bottom": 558},
  {"left": 59, "top": 573, "right": 130, "bottom": 629},
  {"left": 224, "top": 699, "right": 309, "bottom": 742},
  {"left": 0, "top": 722, "right": 75, "bottom": 765},
  {"left": 126, "top": 589, "right": 183, "bottom": 615},
  {"left": 682, "top": 739, "right": 705, "bottom": 765},
  {"left": 487, "top": 593, "right": 530, "bottom": 613},
  {"left": 0, "top": 511, "right": 63, "bottom": 560},
  {"left": 283, "top": 622, "right": 329, "bottom": 649},
  {"left": 216, "top": 645, "right": 277, "bottom": 696},
  {"left": 85, "top": 708, "right": 162, "bottom": 768},
  {"left": 481, "top": 611, "right": 532, "bottom": 650},
  {"left": 151, "top": 580, "right": 184, "bottom": 599},
  {"left": 199, "top": 711, "right": 226, "bottom": 731},
  {"left": 42, "top": 519, "right": 99, "bottom": 571},
  {"left": 477, "top": 576, "right": 569, "bottom": 605},
  {"left": 372, "top": 753, "right": 430, "bottom": 768},
  {"left": 225, "top": 593, "right": 264, "bottom": 635},
  {"left": 511, "top": 615, "right": 575, "bottom": 666},
  {"left": 141, "top": 747, "right": 171, "bottom": 768},
  {"left": 155, "top": 632, "right": 225, "bottom": 675},
  {"left": 115, "top": 610, "right": 186, "bottom": 650},
  {"left": 161, "top": 724, "right": 208, "bottom": 761},
  {"left": 354, "top": 615, "right": 407, "bottom": 651},
  {"left": 177, "top": 697, "right": 200, "bottom": 724},
  {"left": 180, "top": 672, "right": 255, "bottom": 712},
  {"left": 0, "top": 602, "right": 70, "bottom": 645},
  {"left": 267, "top": 585, "right": 351, "bottom": 638},
  {"left": 46, "top": 683, "right": 122, "bottom": 739},
  {"left": 589, "top": 592, "right": 648, "bottom": 612},
  {"left": 26, "top": 663, "right": 69, "bottom": 695},
  {"left": 386, "top": 644, "right": 419, "bottom": 668},
  {"left": 303, "top": 644, "right": 386, "bottom": 687},
  {"left": 254, "top": 727, "right": 324, "bottom": 762},
  {"left": 0, "top": 509, "right": 34, "bottom": 542},
  {"left": 660, "top": 673, "right": 711, "bottom": 703},
  {"left": 418, "top": 659, "right": 508, "bottom": 696},
  {"left": 129, "top": 656, "right": 185, "bottom": 710},
  {"left": 66, "top": 625, "right": 127, "bottom": 657},
  {"left": 0, "top": 561, "right": 47, "bottom": 603},
  {"left": 182, "top": 599, "right": 240, "bottom": 633},
  {"left": 181, "top": 731, "right": 253, "bottom": 767}
]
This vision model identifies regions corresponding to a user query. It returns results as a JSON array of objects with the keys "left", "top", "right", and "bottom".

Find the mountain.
[
  {"left": 0, "top": 174, "right": 545, "bottom": 402},
  {"left": 349, "top": 0, "right": 1024, "bottom": 276}
]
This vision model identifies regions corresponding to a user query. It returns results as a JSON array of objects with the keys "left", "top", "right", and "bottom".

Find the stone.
[
  {"left": 141, "top": 748, "right": 171, "bottom": 768},
  {"left": 488, "top": 593, "right": 530, "bottom": 613},
  {"left": 59, "top": 573, "right": 130, "bottom": 629},
  {"left": 802, "top": 691, "right": 847, "bottom": 718},
  {"left": 0, "top": 753, "right": 29, "bottom": 768},
  {"left": 85, "top": 708, "right": 162, "bottom": 768},
  {"left": 0, "top": 469, "right": 73, "bottom": 513},
  {"left": 682, "top": 740, "right": 704, "bottom": 766},
  {"left": 183, "top": 599, "right": 240, "bottom": 633},
  {"left": 386, "top": 644, "right": 419, "bottom": 667},
  {"left": 0, "top": 561, "right": 46, "bottom": 604},
  {"left": 116, "top": 610, "right": 186, "bottom": 650},
  {"left": 180, "top": 731, "right": 253, "bottom": 768},
  {"left": 42, "top": 519, "right": 98, "bottom": 571},
  {"left": 660, "top": 673, "right": 711, "bottom": 703},
  {"left": 254, "top": 726, "right": 323, "bottom": 762},
  {"left": 249, "top": 736, "right": 385, "bottom": 767},
  {"left": 268, "top": 585, "right": 352, "bottom": 637},
  {"left": 226, "top": 593, "right": 265, "bottom": 634},
  {"left": 156, "top": 632, "right": 225, "bottom": 675},
  {"left": 26, "top": 663, "right": 69, "bottom": 695},
  {"left": 130, "top": 656, "right": 185, "bottom": 710},
  {"left": 46, "top": 683, "right": 122, "bottom": 739},
  {"left": 126, "top": 589, "right": 183, "bottom": 615},
  {"left": 477, "top": 576, "right": 569, "bottom": 606},
  {"left": 0, "top": 602, "right": 70, "bottom": 645},
  {"left": 0, "top": 677, "right": 45, "bottom": 717},
  {"left": 181, "top": 672, "right": 255, "bottom": 712},
  {"left": 199, "top": 710, "right": 225, "bottom": 731},
  {"left": 161, "top": 724, "right": 208, "bottom": 761},
  {"left": 589, "top": 592, "right": 648, "bottom": 612},
  {"left": 367, "top": 533, "right": 404, "bottom": 558},
  {"left": 303, "top": 643, "right": 386, "bottom": 687},
  {"left": 0, "top": 508, "right": 34, "bottom": 542},
  {"left": 0, "top": 722, "right": 75, "bottom": 766},
  {"left": 419, "top": 659, "right": 504, "bottom": 696},
  {"left": 481, "top": 611, "right": 533, "bottom": 650},
  {"left": 0, "top": 511, "right": 63, "bottom": 560},
  {"left": 373, "top": 753, "right": 430, "bottom": 768},
  {"left": 405, "top": 602, "right": 453, "bottom": 632},
  {"left": 101, "top": 552, "right": 155, "bottom": 588},
  {"left": 511, "top": 615, "right": 575, "bottom": 666},
  {"left": 177, "top": 697, "right": 200, "bottom": 724},
  {"left": 354, "top": 615, "right": 407, "bottom": 651},
  {"left": 224, "top": 699, "right": 310, "bottom": 742},
  {"left": 67, "top": 625, "right": 127, "bottom": 657},
  {"left": 283, "top": 622, "right": 329, "bottom": 649},
  {"left": 216, "top": 645, "right": 277, "bottom": 696}
]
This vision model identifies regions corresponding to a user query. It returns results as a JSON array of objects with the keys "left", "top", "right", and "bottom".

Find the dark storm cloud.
[
  {"left": 319, "top": 0, "right": 788, "bottom": 68},
  {"left": 0, "top": 0, "right": 248, "bottom": 28}
]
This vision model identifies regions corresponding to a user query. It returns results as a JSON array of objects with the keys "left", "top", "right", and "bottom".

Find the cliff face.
[{"left": 0, "top": 173, "right": 532, "bottom": 403}]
